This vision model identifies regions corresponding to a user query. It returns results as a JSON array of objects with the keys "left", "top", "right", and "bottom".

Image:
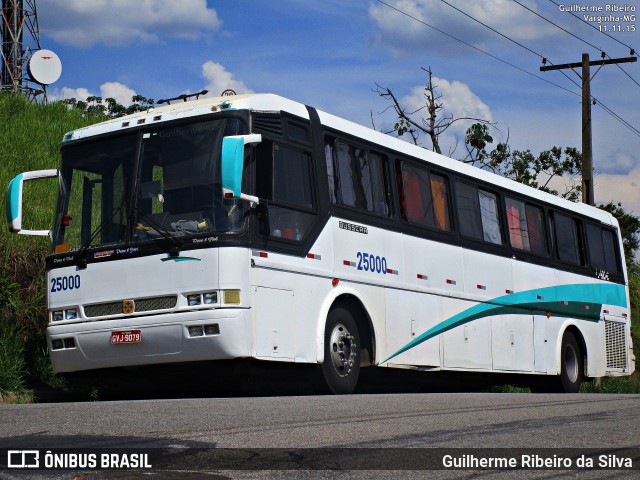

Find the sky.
[{"left": 33, "top": 0, "right": 640, "bottom": 222}]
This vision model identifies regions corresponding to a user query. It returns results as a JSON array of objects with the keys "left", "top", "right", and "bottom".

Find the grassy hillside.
[{"left": 0, "top": 93, "right": 99, "bottom": 401}]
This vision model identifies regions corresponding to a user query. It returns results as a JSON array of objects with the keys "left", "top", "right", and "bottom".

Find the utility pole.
[{"left": 541, "top": 53, "right": 637, "bottom": 205}]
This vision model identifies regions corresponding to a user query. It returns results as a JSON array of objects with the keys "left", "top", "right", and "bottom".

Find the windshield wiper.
[
  {"left": 74, "top": 206, "right": 122, "bottom": 269},
  {"left": 133, "top": 209, "right": 182, "bottom": 257}
]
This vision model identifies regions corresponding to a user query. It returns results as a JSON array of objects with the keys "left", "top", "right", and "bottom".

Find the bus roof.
[{"left": 62, "top": 93, "right": 616, "bottom": 227}]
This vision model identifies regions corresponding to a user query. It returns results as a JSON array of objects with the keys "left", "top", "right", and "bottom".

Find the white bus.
[{"left": 6, "top": 93, "right": 634, "bottom": 394}]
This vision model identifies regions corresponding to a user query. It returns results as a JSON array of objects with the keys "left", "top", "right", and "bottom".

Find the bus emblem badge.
[{"left": 122, "top": 300, "right": 135, "bottom": 314}]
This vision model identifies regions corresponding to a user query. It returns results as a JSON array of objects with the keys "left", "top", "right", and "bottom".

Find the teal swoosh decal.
[
  {"left": 161, "top": 256, "right": 201, "bottom": 262},
  {"left": 383, "top": 283, "right": 627, "bottom": 364}
]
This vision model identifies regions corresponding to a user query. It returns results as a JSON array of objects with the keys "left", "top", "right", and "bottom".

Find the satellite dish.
[{"left": 28, "top": 49, "right": 62, "bottom": 85}]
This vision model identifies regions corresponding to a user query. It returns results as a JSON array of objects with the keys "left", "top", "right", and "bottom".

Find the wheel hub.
[{"left": 329, "top": 323, "right": 357, "bottom": 377}]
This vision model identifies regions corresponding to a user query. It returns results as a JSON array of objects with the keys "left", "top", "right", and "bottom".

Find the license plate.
[{"left": 111, "top": 330, "right": 141, "bottom": 344}]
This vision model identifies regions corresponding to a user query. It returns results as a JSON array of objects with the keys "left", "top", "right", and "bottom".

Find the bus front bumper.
[{"left": 47, "top": 308, "right": 251, "bottom": 373}]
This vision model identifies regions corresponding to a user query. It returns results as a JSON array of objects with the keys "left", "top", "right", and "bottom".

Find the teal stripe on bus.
[{"left": 382, "top": 283, "right": 627, "bottom": 363}]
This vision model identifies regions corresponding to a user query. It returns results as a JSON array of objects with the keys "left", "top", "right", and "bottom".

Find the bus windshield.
[{"left": 53, "top": 117, "right": 245, "bottom": 253}]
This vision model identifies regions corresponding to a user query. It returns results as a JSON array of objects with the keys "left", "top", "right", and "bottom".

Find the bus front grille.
[
  {"left": 84, "top": 295, "right": 178, "bottom": 318},
  {"left": 605, "top": 320, "right": 628, "bottom": 371}
]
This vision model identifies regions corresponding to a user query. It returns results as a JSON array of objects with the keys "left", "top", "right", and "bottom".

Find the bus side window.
[
  {"left": 602, "top": 230, "right": 621, "bottom": 274},
  {"left": 586, "top": 224, "right": 621, "bottom": 274},
  {"left": 325, "top": 138, "right": 390, "bottom": 217},
  {"left": 456, "top": 181, "right": 502, "bottom": 245},
  {"left": 552, "top": 212, "right": 584, "bottom": 265},
  {"left": 324, "top": 139, "right": 337, "bottom": 204},
  {"left": 505, "top": 197, "right": 547, "bottom": 256},
  {"left": 400, "top": 162, "right": 451, "bottom": 232},
  {"left": 273, "top": 145, "right": 314, "bottom": 207},
  {"left": 256, "top": 140, "right": 316, "bottom": 241}
]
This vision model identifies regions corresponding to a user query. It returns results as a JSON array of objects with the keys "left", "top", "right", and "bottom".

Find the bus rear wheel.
[
  {"left": 530, "top": 331, "right": 584, "bottom": 393},
  {"left": 321, "top": 306, "right": 361, "bottom": 394},
  {"left": 559, "top": 331, "right": 583, "bottom": 393}
]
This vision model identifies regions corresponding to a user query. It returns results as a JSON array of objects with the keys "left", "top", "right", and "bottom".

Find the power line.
[
  {"left": 435, "top": 0, "right": 592, "bottom": 97},
  {"left": 522, "top": 0, "right": 640, "bottom": 93},
  {"left": 433, "top": 0, "right": 640, "bottom": 140},
  {"left": 438, "top": 0, "right": 638, "bottom": 97},
  {"left": 614, "top": 61, "right": 640, "bottom": 89},
  {"left": 376, "top": 0, "right": 640, "bottom": 148},
  {"left": 546, "top": 0, "right": 636, "bottom": 53},
  {"left": 595, "top": 97, "right": 640, "bottom": 138},
  {"left": 375, "top": 0, "right": 580, "bottom": 97},
  {"left": 511, "top": 0, "right": 604, "bottom": 54},
  {"left": 438, "top": 0, "right": 544, "bottom": 60}
]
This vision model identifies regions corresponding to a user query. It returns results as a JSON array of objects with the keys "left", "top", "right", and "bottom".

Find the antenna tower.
[{"left": 1, "top": 0, "right": 45, "bottom": 100}]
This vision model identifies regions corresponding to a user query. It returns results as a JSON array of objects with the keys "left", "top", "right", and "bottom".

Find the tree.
[
  {"left": 63, "top": 95, "right": 155, "bottom": 119},
  {"left": 376, "top": 68, "right": 582, "bottom": 200},
  {"left": 464, "top": 122, "right": 583, "bottom": 202},
  {"left": 374, "top": 67, "right": 494, "bottom": 155}
]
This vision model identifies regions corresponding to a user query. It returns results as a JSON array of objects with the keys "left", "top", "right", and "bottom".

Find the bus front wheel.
[{"left": 321, "top": 306, "right": 361, "bottom": 394}]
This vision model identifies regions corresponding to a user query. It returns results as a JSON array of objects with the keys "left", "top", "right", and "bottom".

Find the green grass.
[
  {"left": 581, "top": 374, "right": 640, "bottom": 393},
  {"left": 0, "top": 324, "right": 27, "bottom": 392},
  {"left": 1, "top": 93, "right": 98, "bottom": 251},
  {"left": 0, "top": 93, "right": 100, "bottom": 401}
]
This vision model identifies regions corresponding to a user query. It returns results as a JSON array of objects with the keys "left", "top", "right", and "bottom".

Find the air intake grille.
[
  {"left": 253, "top": 113, "right": 283, "bottom": 136},
  {"left": 605, "top": 320, "right": 627, "bottom": 370},
  {"left": 84, "top": 295, "right": 177, "bottom": 318}
]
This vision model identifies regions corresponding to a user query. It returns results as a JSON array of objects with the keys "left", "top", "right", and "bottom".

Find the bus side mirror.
[
  {"left": 6, "top": 169, "right": 58, "bottom": 236},
  {"left": 221, "top": 134, "right": 262, "bottom": 205}
]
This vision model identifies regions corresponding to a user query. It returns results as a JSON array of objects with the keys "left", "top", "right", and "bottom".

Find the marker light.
[{"left": 223, "top": 290, "right": 241, "bottom": 305}]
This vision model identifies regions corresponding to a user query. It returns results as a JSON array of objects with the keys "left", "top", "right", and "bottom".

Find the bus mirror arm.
[
  {"left": 222, "top": 189, "right": 261, "bottom": 209},
  {"left": 240, "top": 192, "right": 261, "bottom": 208}
]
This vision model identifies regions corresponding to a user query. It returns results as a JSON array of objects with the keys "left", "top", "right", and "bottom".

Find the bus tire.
[
  {"left": 559, "top": 331, "right": 583, "bottom": 393},
  {"left": 321, "top": 306, "right": 361, "bottom": 394}
]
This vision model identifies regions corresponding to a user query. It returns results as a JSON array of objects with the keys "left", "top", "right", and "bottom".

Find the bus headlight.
[
  {"left": 203, "top": 292, "right": 218, "bottom": 304},
  {"left": 187, "top": 294, "right": 201, "bottom": 306},
  {"left": 51, "top": 308, "right": 78, "bottom": 321}
]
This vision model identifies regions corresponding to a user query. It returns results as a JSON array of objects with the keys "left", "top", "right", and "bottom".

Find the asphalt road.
[{"left": 1, "top": 392, "right": 639, "bottom": 479}]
